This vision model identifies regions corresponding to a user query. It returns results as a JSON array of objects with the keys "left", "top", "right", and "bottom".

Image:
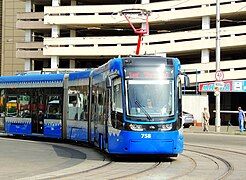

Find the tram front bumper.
[
  {"left": 108, "top": 130, "right": 183, "bottom": 155},
  {"left": 129, "top": 139, "right": 174, "bottom": 154}
]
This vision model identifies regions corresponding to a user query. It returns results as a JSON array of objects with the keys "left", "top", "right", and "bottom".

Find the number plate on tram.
[{"left": 141, "top": 134, "right": 151, "bottom": 138}]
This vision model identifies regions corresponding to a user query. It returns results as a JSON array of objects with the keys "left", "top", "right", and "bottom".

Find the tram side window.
[
  {"left": 46, "top": 96, "right": 61, "bottom": 119},
  {"left": 82, "top": 91, "right": 89, "bottom": 121},
  {"left": 80, "top": 85, "right": 89, "bottom": 121},
  {"left": 98, "top": 83, "right": 105, "bottom": 124},
  {"left": 111, "top": 78, "right": 123, "bottom": 129},
  {"left": 92, "top": 82, "right": 106, "bottom": 124},
  {"left": 68, "top": 94, "right": 78, "bottom": 120},
  {"left": 92, "top": 84, "right": 99, "bottom": 122},
  {"left": 0, "top": 90, "right": 4, "bottom": 117},
  {"left": 112, "top": 78, "right": 123, "bottom": 113},
  {"left": 6, "top": 96, "right": 18, "bottom": 117},
  {"left": 19, "top": 95, "right": 31, "bottom": 118},
  {"left": 0, "top": 90, "right": 4, "bottom": 130},
  {"left": 68, "top": 86, "right": 87, "bottom": 121}
]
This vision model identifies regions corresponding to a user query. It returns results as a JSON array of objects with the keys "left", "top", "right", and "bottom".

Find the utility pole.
[{"left": 215, "top": 0, "right": 221, "bottom": 132}]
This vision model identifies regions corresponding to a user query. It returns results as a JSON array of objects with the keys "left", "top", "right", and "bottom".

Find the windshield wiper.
[{"left": 135, "top": 100, "right": 152, "bottom": 121}]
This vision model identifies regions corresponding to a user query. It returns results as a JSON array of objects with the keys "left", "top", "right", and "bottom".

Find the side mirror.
[
  {"left": 184, "top": 75, "right": 190, "bottom": 87},
  {"left": 106, "top": 76, "right": 112, "bottom": 88}
]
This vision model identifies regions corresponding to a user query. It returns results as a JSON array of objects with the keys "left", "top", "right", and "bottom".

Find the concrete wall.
[{"left": 182, "top": 94, "right": 209, "bottom": 124}]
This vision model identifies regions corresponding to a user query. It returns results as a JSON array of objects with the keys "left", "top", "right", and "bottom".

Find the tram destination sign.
[{"left": 125, "top": 66, "right": 173, "bottom": 79}]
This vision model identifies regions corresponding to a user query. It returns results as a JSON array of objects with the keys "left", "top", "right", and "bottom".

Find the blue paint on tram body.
[{"left": 0, "top": 56, "right": 188, "bottom": 157}]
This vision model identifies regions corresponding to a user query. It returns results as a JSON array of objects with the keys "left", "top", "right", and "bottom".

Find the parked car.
[{"left": 182, "top": 111, "right": 194, "bottom": 128}]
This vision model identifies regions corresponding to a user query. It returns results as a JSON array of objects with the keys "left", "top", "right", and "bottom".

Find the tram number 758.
[{"left": 141, "top": 134, "right": 151, "bottom": 138}]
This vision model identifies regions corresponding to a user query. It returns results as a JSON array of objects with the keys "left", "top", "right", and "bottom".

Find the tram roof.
[
  {"left": 0, "top": 73, "right": 65, "bottom": 88},
  {"left": 0, "top": 70, "right": 92, "bottom": 88},
  {"left": 68, "top": 70, "right": 91, "bottom": 80},
  {"left": 0, "top": 73, "right": 65, "bottom": 83}
]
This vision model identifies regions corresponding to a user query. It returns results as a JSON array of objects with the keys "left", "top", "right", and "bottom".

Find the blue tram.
[
  {"left": 89, "top": 56, "right": 186, "bottom": 156},
  {"left": 0, "top": 71, "right": 91, "bottom": 141},
  {"left": 0, "top": 56, "right": 189, "bottom": 157}
]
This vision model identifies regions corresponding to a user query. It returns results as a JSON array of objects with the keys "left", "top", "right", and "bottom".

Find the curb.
[{"left": 184, "top": 125, "right": 246, "bottom": 136}]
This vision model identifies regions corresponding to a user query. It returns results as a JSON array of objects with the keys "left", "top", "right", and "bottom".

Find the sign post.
[
  {"left": 215, "top": 70, "right": 223, "bottom": 133},
  {"left": 214, "top": 86, "right": 220, "bottom": 96},
  {"left": 215, "top": 0, "right": 221, "bottom": 132}
]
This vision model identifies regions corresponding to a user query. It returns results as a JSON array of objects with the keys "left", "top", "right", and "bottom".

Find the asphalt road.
[
  {"left": 1, "top": 130, "right": 246, "bottom": 179},
  {"left": 184, "top": 125, "right": 246, "bottom": 151},
  {"left": 184, "top": 132, "right": 246, "bottom": 151},
  {"left": 0, "top": 137, "right": 86, "bottom": 179}
]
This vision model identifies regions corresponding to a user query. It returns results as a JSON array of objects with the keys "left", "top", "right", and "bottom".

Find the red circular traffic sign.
[{"left": 215, "top": 70, "right": 224, "bottom": 81}]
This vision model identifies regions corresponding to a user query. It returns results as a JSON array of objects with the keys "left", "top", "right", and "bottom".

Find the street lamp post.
[{"left": 215, "top": 0, "right": 221, "bottom": 132}]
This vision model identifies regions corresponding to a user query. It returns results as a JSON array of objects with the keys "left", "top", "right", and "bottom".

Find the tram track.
[
  {"left": 60, "top": 160, "right": 168, "bottom": 180},
  {"left": 54, "top": 142, "right": 246, "bottom": 180},
  {"left": 1, "top": 136, "right": 170, "bottom": 180},
  {"left": 111, "top": 162, "right": 162, "bottom": 180},
  {"left": 131, "top": 143, "right": 239, "bottom": 180},
  {"left": 40, "top": 161, "right": 113, "bottom": 180},
  {"left": 184, "top": 149, "right": 234, "bottom": 179},
  {"left": 23, "top": 143, "right": 241, "bottom": 180},
  {"left": 186, "top": 143, "right": 246, "bottom": 157},
  {"left": 183, "top": 143, "right": 238, "bottom": 180},
  {"left": 5, "top": 135, "right": 246, "bottom": 179},
  {"left": 170, "top": 153, "right": 198, "bottom": 179},
  {"left": 20, "top": 144, "right": 113, "bottom": 180}
]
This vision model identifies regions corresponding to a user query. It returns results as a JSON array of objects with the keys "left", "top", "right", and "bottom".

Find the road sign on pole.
[{"left": 215, "top": 70, "right": 224, "bottom": 81}]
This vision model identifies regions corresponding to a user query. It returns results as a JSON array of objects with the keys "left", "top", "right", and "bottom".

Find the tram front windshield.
[{"left": 125, "top": 66, "right": 174, "bottom": 120}]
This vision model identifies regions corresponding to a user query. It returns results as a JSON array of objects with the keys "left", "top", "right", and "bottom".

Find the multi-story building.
[
  {"left": 1, "top": 0, "right": 25, "bottom": 75},
  {"left": 4, "top": 0, "right": 246, "bottom": 123}
]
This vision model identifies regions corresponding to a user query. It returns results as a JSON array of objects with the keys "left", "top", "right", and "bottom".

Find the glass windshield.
[{"left": 126, "top": 79, "right": 174, "bottom": 119}]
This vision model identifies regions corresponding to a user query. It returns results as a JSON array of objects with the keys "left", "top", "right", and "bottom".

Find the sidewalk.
[{"left": 184, "top": 125, "right": 246, "bottom": 135}]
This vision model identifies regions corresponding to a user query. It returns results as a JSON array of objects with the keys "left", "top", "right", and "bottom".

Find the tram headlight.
[
  {"left": 159, "top": 123, "right": 172, "bottom": 131},
  {"left": 129, "top": 124, "right": 144, "bottom": 131}
]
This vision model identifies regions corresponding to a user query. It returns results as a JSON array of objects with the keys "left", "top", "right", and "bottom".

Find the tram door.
[
  {"left": 31, "top": 91, "right": 45, "bottom": 134},
  {"left": 104, "top": 87, "right": 110, "bottom": 150}
]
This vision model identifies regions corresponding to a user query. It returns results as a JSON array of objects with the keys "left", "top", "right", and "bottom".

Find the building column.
[
  {"left": 25, "top": 0, "right": 32, "bottom": 12},
  {"left": 24, "top": 30, "right": 32, "bottom": 71},
  {"left": 51, "top": 0, "right": 60, "bottom": 67},
  {"left": 70, "top": 60, "right": 76, "bottom": 68},
  {"left": 201, "top": 16, "right": 210, "bottom": 64},
  {"left": 52, "top": 25, "right": 60, "bottom": 38},
  {"left": 140, "top": 0, "right": 150, "bottom": 55},
  {"left": 25, "top": 59, "right": 32, "bottom": 71},
  {"left": 141, "top": 0, "right": 149, "bottom": 34},
  {"left": 50, "top": 0, "right": 61, "bottom": 69},
  {"left": 71, "top": 0, "right": 76, "bottom": 5},
  {"left": 51, "top": 25, "right": 60, "bottom": 68},
  {"left": 52, "top": 0, "right": 60, "bottom": 6},
  {"left": 141, "top": 0, "right": 149, "bottom": 4},
  {"left": 51, "top": 56, "right": 59, "bottom": 69},
  {"left": 201, "top": 49, "right": 209, "bottom": 63},
  {"left": 69, "top": 30, "right": 76, "bottom": 68},
  {"left": 202, "top": 16, "right": 210, "bottom": 30}
]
